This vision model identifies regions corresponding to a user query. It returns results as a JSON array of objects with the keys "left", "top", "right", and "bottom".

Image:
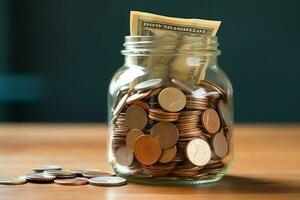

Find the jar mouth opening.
[{"left": 121, "top": 35, "right": 220, "bottom": 56}]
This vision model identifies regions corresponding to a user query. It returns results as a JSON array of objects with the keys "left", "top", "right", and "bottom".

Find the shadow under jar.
[{"left": 107, "top": 35, "right": 233, "bottom": 185}]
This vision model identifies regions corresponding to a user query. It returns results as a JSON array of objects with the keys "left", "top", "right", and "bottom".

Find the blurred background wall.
[{"left": 0, "top": 0, "right": 299, "bottom": 122}]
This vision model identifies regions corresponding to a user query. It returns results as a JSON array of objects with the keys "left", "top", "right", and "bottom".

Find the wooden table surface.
[{"left": 0, "top": 124, "right": 299, "bottom": 200}]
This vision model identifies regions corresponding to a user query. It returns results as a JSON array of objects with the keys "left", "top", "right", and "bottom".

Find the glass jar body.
[{"left": 107, "top": 38, "right": 233, "bottom": 185}]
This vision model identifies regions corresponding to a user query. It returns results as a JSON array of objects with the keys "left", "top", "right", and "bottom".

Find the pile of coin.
[
  {"left": 0, "top": 165, "right": 127, "bottom": 186},
  {"left": 111, "top": 78, "right": 232, "bottom": 180}
]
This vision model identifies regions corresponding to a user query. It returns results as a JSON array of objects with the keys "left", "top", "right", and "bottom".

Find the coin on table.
[
  {"left": 115, "top": 145, "right": 134, "bottom": 167},
  {"left": 185, "top": 138, "right": 211, "bottom": 167},
  {"left": 68, "top": 169, "right": 103, "bottom": 176},
  {"left": 0, "top": 178, "right": 27, "bottom": 185},
  {"left": 126, "top": 129, "right": 144, "bottom": 151},
  {"left": 150, "top": 122, "right": 179, "bottom": 149},
  {"left": 134, "top": 135, "right": 162, "bottom": 165},
  {"left": 82, "top": 170, "right": 115, "bottom": 178},
  {"left": 134, "top": 79, "right": 162, "bottom": 91},
  {"left": 158, "top": 87, "right": 186, "bottom": 112},
  {"left": 201, "top": 108, "right": 220, "bottom": 134},
  {"left": 159, "top": 146, "right": 177, "bottom": 163},
  {"left": 113, "top": 93, "right": 129, "bottom": 117},
  {"left": 32, "top": 165, "right": 62, "bottom": 172},
  {"left": 89, "top": 176, "right": 127, "bottom": 186},
  {"left": 54, "top": 177, "right": 88, "bottom": 186},
  {"left": 211, "top": 130, "right": 228, "bottom": 159},
  {"left": 125, "top": 105, "right": 148, "bottom": 130},
  {"left": 67, "top": 169, "right": 85, "bottom": 176},
  {"left": 26, "top": 173, "right": 56, "bottom": 182},
  {"left": 44, "top": 170, "right": 76, "bottom": 178},
  {"left": 218, "top": 99, "right": 231, "bottom": 127}
]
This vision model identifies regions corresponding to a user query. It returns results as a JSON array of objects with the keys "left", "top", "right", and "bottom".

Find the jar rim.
[{"left": 121, "top": 35, "right": 220, "bottom": 56}]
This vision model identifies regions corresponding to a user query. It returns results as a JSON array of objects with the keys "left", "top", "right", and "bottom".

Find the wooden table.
[{"left": 0, "top": 124, "right": 299, "bottom": 200}]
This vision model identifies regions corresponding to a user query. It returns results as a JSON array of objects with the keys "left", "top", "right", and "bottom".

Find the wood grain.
[{"left": 0, "top": 124, "right": 299, "bottom": 200}]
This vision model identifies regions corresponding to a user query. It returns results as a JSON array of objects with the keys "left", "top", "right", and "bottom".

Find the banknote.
[{"left": 130, "top": 11, "right": 221, "bottom": 85}]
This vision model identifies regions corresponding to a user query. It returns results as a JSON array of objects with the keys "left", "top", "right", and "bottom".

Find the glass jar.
[{"left": 107, "top": 35, "right": 233, "bottom": 185}]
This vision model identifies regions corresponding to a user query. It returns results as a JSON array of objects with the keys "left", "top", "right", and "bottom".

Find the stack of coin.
[
  {"left": 111, "top": 78, "right": 232, "bottom": 180},
  {"left": 0, "top": 165, "right": 125, "bottom": 187}
]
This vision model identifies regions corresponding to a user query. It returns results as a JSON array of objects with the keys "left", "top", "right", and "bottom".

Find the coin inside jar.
[
  {"left": 211, "top": 130, "right": 228, "bottom": 159},
  {"left": 218, "top": 99, "right": 231, "bottom": 127},
  {"left": 125, "top": 105, "right": 148, "bottom": 130},
  {"left": 185, "top": 138, "right": 211, "bottom": 167},
  {"left": 113, "top": 93, "right": 129, "bottom": 116},
  {"left": 116, "top": 145, "right": 134, "bottom": 167},
  {"left": 201, "top": 108, "right": 220, "bottom": 134},
  {"left": 150, "top": 122, "right": 179, "bottom": 149},
  {"left": 134, "top": 135, "right": 162, "bottom": 165},
  {"left": 159, "top": 146, "right": 177, "bottom": 163},
  {"left": 126, "top": 129, "right": 144, "bottom": 151},
  {"left": 134, "top": 79, "right": 162, "bottom": 91},
  {"left": 158, "top": 87, "right": 186, "bottom": 112},
  {"left": 115, "top": 145, "right": 134, "bottom": 166}
]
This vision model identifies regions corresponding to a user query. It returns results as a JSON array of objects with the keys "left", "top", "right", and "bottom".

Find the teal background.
[{"left": 0, "top": 0, "right": 299, "bottom": 122}]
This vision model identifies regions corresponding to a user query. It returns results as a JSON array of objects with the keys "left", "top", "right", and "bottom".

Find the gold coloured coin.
[
  {"left": 126, "top": 129, "right": 144, "bottom": 151},
  {"left": 134, "top": 135, "right": 162, "bottom": 165},
  {"left": 150, "top": 122, "right": 179, "bottom": 149},
  {"left": 201, "top": 108, "right": 220, "bottom": 134},
  {"left": 125, "top": 105, "right": 148, "bottom": 130},
  {"left": 159, "top": 146, "right": 177, "bottom": 163},
  {"left": 158, "top": 87, "right": 186, "bottom": 112}
]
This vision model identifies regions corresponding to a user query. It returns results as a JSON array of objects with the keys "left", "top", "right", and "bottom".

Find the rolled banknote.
[{"left": 130, "top": 11, "right": 221, "bottom": 85}]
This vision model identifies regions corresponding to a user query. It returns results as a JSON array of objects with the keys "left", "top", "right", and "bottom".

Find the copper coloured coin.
[
  {"left": 158, "top": 87, "right": 186, "bottom": 112},
  {"left": 201, "top": 108, "right": 220, "bottom": 134},
  {"left": 150, "top": 122, "right": 179, "bottom": 149},
  {"left": 218, "top": 99, "right": 231, "bottom": 127},
  {"left": 211, "top": 130, "right": 228, "bottom": 159},
  {"left": 54, "top": 178, "right": 88, "bottom": 186},
  {"left": 134, "top": 135, "right": 162, "bottom": 165},
  {"left": 125, "top": 105, "right": 148, "bottom": 130}
]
